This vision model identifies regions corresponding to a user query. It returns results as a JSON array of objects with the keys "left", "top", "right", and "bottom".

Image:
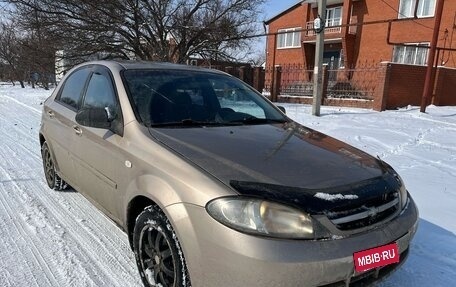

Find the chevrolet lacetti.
[{"left": 39, "top": 60, "right": 418, "bottom": 287}]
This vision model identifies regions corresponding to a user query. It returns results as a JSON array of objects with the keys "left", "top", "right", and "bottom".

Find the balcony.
[{"left": 306, "top": 18, "right": 342, "bottom": 37}]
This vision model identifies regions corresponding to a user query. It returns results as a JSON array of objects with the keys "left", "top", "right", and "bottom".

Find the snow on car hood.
[{"left": 148, "top": 122, "right": 386, "bottom": 192}]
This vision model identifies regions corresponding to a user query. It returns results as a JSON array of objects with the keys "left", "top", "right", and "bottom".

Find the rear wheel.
[
  {"left": 133, "top": 205, "right": 191, "bottom": 287},
  {"left": 41, "top": 141, "right": 68, "bottom": 190}
]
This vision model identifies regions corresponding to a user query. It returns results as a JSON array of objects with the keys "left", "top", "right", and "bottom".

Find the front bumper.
[{"left": 165, "top": 197, "right": 418, "bottom": 287}]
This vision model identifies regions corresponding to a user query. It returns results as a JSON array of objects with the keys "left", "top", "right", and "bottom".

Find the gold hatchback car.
[{"left": 40, "top": 60, "right": 418, "bottom": 287}]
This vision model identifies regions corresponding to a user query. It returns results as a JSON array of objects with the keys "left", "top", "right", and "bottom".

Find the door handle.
[
  {"left": 72, "top": 125, "right": 82, "bottom": 136},
  {"left": 47, "top": 110, "right": 54, "bottom": 118}
]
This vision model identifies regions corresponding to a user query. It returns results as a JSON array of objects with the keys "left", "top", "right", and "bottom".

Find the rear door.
[
  {"left": 44, "top": 67, "right": 91, "bottom": 187},
  {"left": 72, "top": 65, "right": 126, "bottom": 221}
]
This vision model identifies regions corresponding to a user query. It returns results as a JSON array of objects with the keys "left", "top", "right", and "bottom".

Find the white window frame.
[
  {"left": 277, "top": 27, "right": 301, "bottom": 49},
  {"left": 398, "top": 0, "right": 436, "bottom": 19},
  {"left": 393, "top": 43, "right": 430, "bottom": 66},
  {"left": 325, "top": 6, "right": 342, "bottom": 27}
]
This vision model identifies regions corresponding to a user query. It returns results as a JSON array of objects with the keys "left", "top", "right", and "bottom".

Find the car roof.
[{"left": 81, "top": 60, "right": 227, "bottom": 75}]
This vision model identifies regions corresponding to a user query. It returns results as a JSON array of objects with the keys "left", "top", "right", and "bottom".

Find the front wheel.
[{"left": 133, "top": 205, "right": 191, "bottom": 287}]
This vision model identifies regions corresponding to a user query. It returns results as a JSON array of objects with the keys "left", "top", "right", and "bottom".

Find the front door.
[
  {"left": 323, "top": 51, "right": 341, "bottom": 81},
  {"left": 72, "top": 66, "right": 125, "bottom": 221},
  {"left": 323, "top": 51, "right": 341, "bottom": 69}
]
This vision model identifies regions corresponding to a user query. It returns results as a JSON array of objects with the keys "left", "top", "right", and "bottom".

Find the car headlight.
[
  {"left": 206, "top": 197, "right": 314, "bottom": 239},
  {"left": 381, "top": 160, "right": 408, "bottom": 209},
  {"left": 396, "top": 174, "right": 408, "bottom": 209}
]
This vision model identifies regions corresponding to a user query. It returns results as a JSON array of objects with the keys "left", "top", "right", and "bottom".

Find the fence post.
[
  {"left": 373, "top": 62, "right": 392, "bottom": 111},
  {"left": 253, "top": 67, "right": 265, "bottom": 93},
  {"left": 432, "top": 67, "right": 442, "bottom": 105},
  {"left": 322, "top": 65, "right": 329, "bottom": 104},
  {"left": 239, "top": 66, "right": 246, "bottom": 82},
  {"left": 271, "top": 66, "right": 281, "bottom": 102},
  {"left": 224, "top": 66, "right": 233, "bottom": 76}
]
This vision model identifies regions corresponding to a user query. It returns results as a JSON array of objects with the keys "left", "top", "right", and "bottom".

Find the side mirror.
[
  {"left": 76, "top": 107, "right": 111, "bottom": 129},
  {"left": 277, "top": 105, "right": 286, "bottom": 114}
]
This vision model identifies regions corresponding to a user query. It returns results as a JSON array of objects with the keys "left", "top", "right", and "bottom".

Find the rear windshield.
[{"left": 122, "top": 69, "right": 286, "bottom": 127}]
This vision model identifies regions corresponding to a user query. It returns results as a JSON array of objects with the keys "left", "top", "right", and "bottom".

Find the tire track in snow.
[
  {"left": 0, "top": 169, "right": 59, "bottom": 287},
  {"left": 3, "top": 139, "right": 139, "bottom": 286},
  {"left": 410, "top": 113, "right": 456, "bottom": 128},
  {"left": 50, "top": 188, "right": 138, "bottom": 275},
  {"left": 0, "top": 158, "right": 134, "bottom": 286},
  {"left": 419, "top": 139, "right": 456, "bottom": 152},
  {"left": 0, "top": 136, "right": 138, "bottom": 286},
  {"left": 0, "top": 162, "right": 102, "bottom": 286},
  {"left": 31, "top": 181, "right": 140, "bottom": 286},
  {"left": 0, "top": 197, "right": 42, "bottom": 287},
  {"left": 0, "top": 91, "right": 142, "bottom": 286},
  {"left": 0, "top": 130, "right": 41, "bottom": 161},
  {"left": 0, "top": 94, "right": 42, "bottom": 114}
]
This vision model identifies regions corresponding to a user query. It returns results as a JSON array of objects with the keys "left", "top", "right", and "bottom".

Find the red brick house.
[
  {"left": 263, "top": 0, "right": 456, "bottom": 110},
  {"left": 265, "top": 0, "right": 456, "bottom": 70}
]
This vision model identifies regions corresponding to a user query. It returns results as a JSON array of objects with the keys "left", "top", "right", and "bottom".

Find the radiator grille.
[{"left": 326, "top": 192, "right": 400, "bottom": 230}]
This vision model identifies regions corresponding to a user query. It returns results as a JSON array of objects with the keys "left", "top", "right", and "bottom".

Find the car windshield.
[{"left": 122, "top": 69, "right": 287, "bottom": 127}]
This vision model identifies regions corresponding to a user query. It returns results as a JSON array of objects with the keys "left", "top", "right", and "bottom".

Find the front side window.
[
  {"left": 399, "top": 0, "right": 435, "bottom": 18},
  {"left": 392, "top": 43, "right": 429, "bottom": 65},
  {"left": 122, "top": 70, "right": 286, "bottom": 127},
  {"left": 81, "top": 70, "right": 123, "bottom": 133},
  {"left": 83, "top": 72, "right": 117, "bottom": 110},
  {"left": 58, "top": 68, "right": 90, "bottom": 110},
  {"left": 277, "top": 27, "right": 301, "bottom": 49}
]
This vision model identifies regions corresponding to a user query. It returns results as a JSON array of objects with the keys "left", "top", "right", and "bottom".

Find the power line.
[{"left": 380, "top": 0, "right": 445, "bottom": 32}]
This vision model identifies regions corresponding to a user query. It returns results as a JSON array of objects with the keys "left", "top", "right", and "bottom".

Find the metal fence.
[
  {"left": 279, "top": 64, "right": 314, "bottom": 96},
  {"left": 326, "top": 64, "right": 381, "bottom": 100},
  {"left": 264, "top": 62, "right": 382, "bottom": 101}
]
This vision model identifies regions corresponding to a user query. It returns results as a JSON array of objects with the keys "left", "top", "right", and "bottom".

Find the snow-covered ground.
[
  {"left": 0, "top": 84, "right": 455, "bottom": 286},
  {"left": 0, "top": 84, "right": 142, "bottom": 286}
]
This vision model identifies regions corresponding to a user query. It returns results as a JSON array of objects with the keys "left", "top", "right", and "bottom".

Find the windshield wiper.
[
  {"left": 228, "top": 117, "right": 288, "bottom": 125},
  {"left": 150, "top": 118, "right": 288, "bottom": 127},
  {"left": 149, "top": 119, "right": 236, "bottom": 127}
]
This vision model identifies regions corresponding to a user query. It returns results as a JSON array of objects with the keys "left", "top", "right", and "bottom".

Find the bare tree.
[
  {"left": 0, "top": 22, "right": 27, "bottom": 87},
  {"left": 7, "top": 0, "right": 265, "bottom": 65}
]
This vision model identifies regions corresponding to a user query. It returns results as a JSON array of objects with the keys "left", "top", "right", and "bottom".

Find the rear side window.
[{"left": 58, "top": 68, "right": 90, "bottom": 110}]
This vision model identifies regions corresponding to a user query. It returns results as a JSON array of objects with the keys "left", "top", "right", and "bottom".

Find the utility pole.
[
  {"left": 420, "top": 0, "right": 445, "bottom": 113},
  {"left": 312, "top": 0, "right": 327, "bottom": 116}
]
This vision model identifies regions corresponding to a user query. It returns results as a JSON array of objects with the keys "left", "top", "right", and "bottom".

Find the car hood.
[{"left": 148, "top": 122, "right": 389, "bottom": 194}]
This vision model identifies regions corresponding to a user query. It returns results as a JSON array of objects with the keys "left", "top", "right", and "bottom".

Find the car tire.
[
  {"left": 133, "top": 205, "right": 191, "bottom": 287},
  {"left": 41, "top": 141, "right": 68, "bottom": 191}
]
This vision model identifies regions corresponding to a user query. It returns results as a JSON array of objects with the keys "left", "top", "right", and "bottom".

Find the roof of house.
[{"left": 264, "top": 1, "right": 303, "bottom": 25}]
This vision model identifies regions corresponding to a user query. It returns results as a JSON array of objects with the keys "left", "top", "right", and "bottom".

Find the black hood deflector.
[{"left": 230, "top": 172, "right": 399, "bottom": 214}]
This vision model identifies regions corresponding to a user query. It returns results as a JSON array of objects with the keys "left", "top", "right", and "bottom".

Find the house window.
[
  {"left": 393, "top": 43, "right": 429, "bottom": 65},
  {"left": 398, "top": 0, "right": 436, "bottom": 18},
  {"left": 325, "top": 7, "right": 342, "bottom": 27},
  {"left": 277, "top": 27, "right": 301, "bottom": 49}
]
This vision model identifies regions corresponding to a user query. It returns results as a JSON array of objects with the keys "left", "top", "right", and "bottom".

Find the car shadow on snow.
[
  {"left": 376, "top": 218, "right": 456, "bottom": 287},
  {"left": 58, "top": 185, "right": 77, "bottom": 193}
]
